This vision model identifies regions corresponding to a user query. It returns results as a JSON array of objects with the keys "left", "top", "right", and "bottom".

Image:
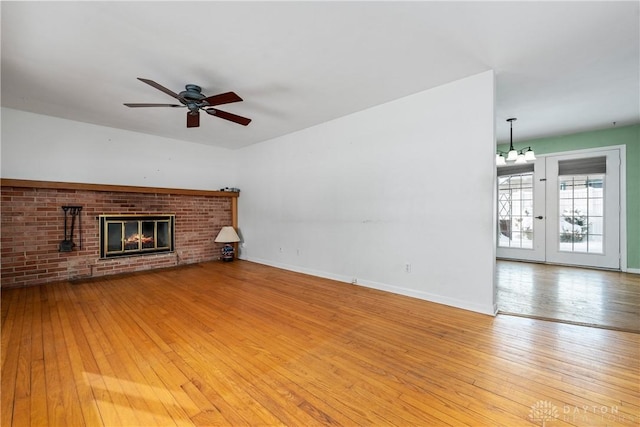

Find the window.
[
  {"left": 498, "top": 173, "right": 534, "bottom": 249},
  {"left": 558, "top": 175, "right": 604, "bottom": 253}
]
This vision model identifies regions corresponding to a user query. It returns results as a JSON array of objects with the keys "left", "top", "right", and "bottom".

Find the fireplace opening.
[{"left": 100, "top": 215, "right": 175, "bottom": 258}]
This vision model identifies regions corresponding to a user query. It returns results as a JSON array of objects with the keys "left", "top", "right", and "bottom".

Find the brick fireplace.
[{"left": 0, "top": 179, "right": 238, "bottom": 288}]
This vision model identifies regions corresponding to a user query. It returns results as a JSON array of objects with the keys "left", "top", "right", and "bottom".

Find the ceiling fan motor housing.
[
  {"left": 181, "top": 84, "right": 204, "bottom": 100},
  {"left": 180, "top": 85, "right": 206, "bottom": 112}
]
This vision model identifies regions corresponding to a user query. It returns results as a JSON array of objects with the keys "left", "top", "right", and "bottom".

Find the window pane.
[
  {"left": 590, "top": 217, "right": 603, "bottom": 235},
  {"left": 588, "top": 234, "right": 603, "bottom": 254},
  {"left": 512, "top": 200, "right": 523, "bottom": 216},
  {"left": 589, "top": 198, "right": 604, "bottom": 216},
  {"left": 497, "top": 172, "right": 534, "bottom": 249},
  {"left": 522, "top": 200, "right": 534, "bottom": 216},
  {"left": 573, "top": 199, "right": 588, "bottom": 216},
  {"left": 498, "top": 177, "right": 511, "bottom": 190},
  {"left": 511, "top": 232, "right": 522, "bottom": 248},
  {"left": 521, "top": 174, "right": 533, "bottom": 188},
  {"left": 587, "top": 177, "right": 604, "bottom": 198},
  {"left": 573, "top": 176, "right": 588, "bottom": 198},
  {"left": 559, "top": 199, "right": 573, "bottom": 215},
  {"left": 558, "top": 173, "right": 605, "bottom": 254}
]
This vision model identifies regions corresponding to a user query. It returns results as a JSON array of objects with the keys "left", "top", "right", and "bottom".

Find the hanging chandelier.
[{"left": 496, "top": 118, "right": 535, "bottom": 166}]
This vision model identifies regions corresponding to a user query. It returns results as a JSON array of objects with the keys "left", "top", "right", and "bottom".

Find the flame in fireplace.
[{"left": 125, "top": 233, "right": 154, "bottom": 244}]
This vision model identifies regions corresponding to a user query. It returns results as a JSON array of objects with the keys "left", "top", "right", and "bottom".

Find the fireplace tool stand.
[{"left": 60, "top": 206, "right": 83, "bottom": 252}]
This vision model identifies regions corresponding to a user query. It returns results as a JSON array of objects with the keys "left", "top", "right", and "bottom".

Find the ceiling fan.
[{"left": 124, "top": 78, "right": 251, "bottom": 128}]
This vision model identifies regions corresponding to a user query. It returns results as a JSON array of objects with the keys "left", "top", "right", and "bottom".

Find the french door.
[
  {"left": 497, "top": 148, "right": 621, "bottom": 270},
  {"left": 497, "top": 161, "right": 546, "bottom": 262}
]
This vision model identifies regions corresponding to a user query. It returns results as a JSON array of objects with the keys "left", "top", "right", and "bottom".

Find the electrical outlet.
[
  {"left": 279, "top": 247, "right": 283, "bottom": 253},
  {"left": 405, "top": 263, "right": 411, "bottom": 273}
]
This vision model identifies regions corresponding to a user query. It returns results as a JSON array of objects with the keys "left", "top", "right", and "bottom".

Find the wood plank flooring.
[
  {"left": 497, "top": 260, "right": 640, "bottom": 333},
  {"left": 2, "top": 260, "right": 639, "bottom": 426}
]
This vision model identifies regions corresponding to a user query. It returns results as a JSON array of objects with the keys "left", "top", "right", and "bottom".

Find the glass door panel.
[
  {"left": 106, "top": 223, "right": 123, "bottom": 252},
  {"left": 558, "top": 174, "right": 604, "bottom": 254},
  {"left": 124, "top": 221, "right": 140, "bottom": 251},
  {"left": 157, "top": 221, "right": 170, "bottom": 248},
  {"left": 141, "top": 221, "right": 156, "bottom": 249},
  {"left": 545, "top": 150, "right": 620, "bottom": 269},
  {"left": 498, "top": 174, "right": 534, "bottom": 249},
  {"left": 496, "top": 159, "right": 545, "bottom": 262}
]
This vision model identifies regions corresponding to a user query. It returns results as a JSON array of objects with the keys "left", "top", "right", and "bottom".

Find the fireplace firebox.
[{"left": 99, "top": 214, "right": 175, "bottom": 258}]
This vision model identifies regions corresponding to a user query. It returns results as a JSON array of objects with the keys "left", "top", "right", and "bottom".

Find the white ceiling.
[{"left": 2, "top": 1, "right": 638, "bottom": 150}]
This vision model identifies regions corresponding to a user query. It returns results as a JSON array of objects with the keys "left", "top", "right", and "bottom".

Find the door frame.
[
  {"left": 545, "top": 148, "right": 621, "bottom": 269},
  {"left": 496, "top": 144, "right": 627, "bottom": 272}
]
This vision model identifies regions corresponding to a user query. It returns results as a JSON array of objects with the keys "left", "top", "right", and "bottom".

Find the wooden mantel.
[
  {"left": 0, "top": 178, "right": 239, "bottom": 198},
  {"left": 0, "top": 178, "right": 239, "bottom": 227}
]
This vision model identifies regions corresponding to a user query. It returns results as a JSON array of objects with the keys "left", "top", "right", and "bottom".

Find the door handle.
[{"left": 535, "top": 216, "right": 544, "bottom": 220}]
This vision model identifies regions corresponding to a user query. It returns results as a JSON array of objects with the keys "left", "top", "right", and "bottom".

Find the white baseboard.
[
  {"left": 242, "top": 256, "right": 497, "bottom": 317},
  {"left": 626, "top": 268, "right": 640, "bottom": 274}
]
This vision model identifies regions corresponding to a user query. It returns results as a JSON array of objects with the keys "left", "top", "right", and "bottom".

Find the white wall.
[
  {"left": 237, "top": 71, "right": 497, "bottom": 315},
  {"left": 1, "top": 108, "right": 237, "bottom": 190}
]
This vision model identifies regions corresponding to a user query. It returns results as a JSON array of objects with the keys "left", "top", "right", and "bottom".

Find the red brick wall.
[{"left": 1, "top": 186, "right": 232, "bottom": 288}]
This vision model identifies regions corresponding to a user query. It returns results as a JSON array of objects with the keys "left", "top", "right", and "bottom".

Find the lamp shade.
[
  {"left": 214, "top": 226, "right": 240, "bottom": 243},
  {"left": 524, "top": 148, "right": 536, "bottom": 161}
]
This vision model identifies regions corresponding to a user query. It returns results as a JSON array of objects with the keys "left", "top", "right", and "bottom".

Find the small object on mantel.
[
  {"left": 214, "top": 226, "right": 241, "bottom": 262},
  {"left": 220, "top": 187, "right": 240, "bottom": 192}
]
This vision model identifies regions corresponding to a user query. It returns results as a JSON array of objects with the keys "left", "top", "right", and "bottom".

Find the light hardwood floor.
[
  {"left": 497, "top": 260, "right": 640, "bottom": 333},
  {"left": 2, "top": 261, "right": 639, "bottom": 426}
]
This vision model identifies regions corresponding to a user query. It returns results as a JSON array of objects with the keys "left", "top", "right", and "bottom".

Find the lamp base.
[{"left": 221, "top": 244, "right": 235, "bottom": 262}]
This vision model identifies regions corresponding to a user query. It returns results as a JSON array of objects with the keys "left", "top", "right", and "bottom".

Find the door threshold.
[
  {"left": 496, "top": 258, "right": 621, "bottom": 272},
  {"left": 497, "top": 310, "right": 639, "bottom": 334}
]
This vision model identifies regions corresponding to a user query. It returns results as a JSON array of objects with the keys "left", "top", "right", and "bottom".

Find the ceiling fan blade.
[
  {"left": 186, "top": 112, "right": 200, "bottom": 128},
  {"left": 202, "top": 91, "right": 243, "bottom": 107},
  {"left": 124, "top": 103, "right": 184, "bottom": 108},
  {"left": 137, "top": 78, "right": 180, "bottom": 99},
  {"left": 205, "top": 108, "right": 251, "bottom": 126}
]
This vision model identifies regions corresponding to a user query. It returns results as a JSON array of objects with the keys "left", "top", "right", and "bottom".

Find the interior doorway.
[{"left": 495, "top": 146, "right": 629, "bottom": 330}]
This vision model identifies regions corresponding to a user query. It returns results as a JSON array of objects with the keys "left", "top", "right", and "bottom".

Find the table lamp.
[{"left": 214, "top": 226, "right": 240, "bottom": 262}]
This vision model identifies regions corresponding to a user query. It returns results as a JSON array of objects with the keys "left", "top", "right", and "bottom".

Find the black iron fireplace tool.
[{"left": 60, "top": 206, "right": 83, "bottom": 252}]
